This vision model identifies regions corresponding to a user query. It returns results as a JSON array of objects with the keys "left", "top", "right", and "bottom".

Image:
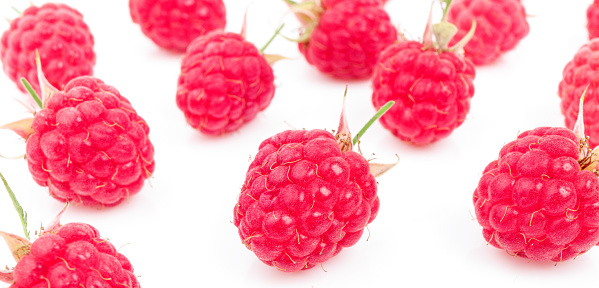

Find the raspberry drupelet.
[
  {"left": 129, "top": 0, "right": 226, "bottom": 52},
  {"left": 288, "top": 0, "right": 397, "bottom": 79},
  {"left": 1, "top": 3, "right": 95, "bottom": 93},
  {"left": 588, "top": 0, "right": 599, "bottom": 39},
  {"left": 372, "top": 0, "right": 476, "bottom": 145},
  {"left": 176, "top": 24, "right": 283, "bottom": 135},
  {"left": 559, "top": 38, "right": 599, "bottom": 149},
  {"left": 447, "top": 0, "right": 529, "bottom": 65}
]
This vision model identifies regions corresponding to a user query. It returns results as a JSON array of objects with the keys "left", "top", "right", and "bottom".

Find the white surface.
[{"left": 0, "top": 0, "right": 597, "bottom": 287}]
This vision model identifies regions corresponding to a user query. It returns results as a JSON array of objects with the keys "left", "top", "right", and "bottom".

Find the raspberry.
[
  {"left": 290, "top": 0, "right": 397, "bottom": 78},
  {"left": 176, "top": 31, "right": 276, "bottom": 135},
  {"left": 447, "top": 0, "right": 529, "bottom": 65},
  {"left": 473, "top": 125, "right": 599, "bottom": 262},
  {"left": 129, "top": 0, "right": 226, "bottom": 52},
  {"left": 1, "top": 3, "right": 95, "bottom": 93},
  {"left": 558, "top": 39, "right": 599, "bottom": 149},
  {"left": 372, "top": 2, "right": 476, "bottom": 145},
  {"left": 2, "top": 58, "right": 155, "bottom": 207},
  {"left": 233, "top": 96, "right": 396, "bottom": 272},
  {"left": 589, "top": 0, "right": 599, "bottom": 39}
]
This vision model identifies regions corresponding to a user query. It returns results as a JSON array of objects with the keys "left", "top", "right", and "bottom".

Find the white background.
[{"left": 0, "top": 0, "right": 597, "bottom": 287}]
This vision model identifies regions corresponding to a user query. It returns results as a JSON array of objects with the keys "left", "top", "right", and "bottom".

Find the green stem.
[
  {"left": 441, "top": 0, "right": 453, "bottom": 21},
  {"left": 12, "top": 7, "right": 22, "bottom": 15},
  {"left": 260, "top": 24, "right": 285, "bottom": 54},
  {"left": 352, "top": 101, "right": 395, "bottom": 146},
  {"left": 20, "top": 78, "right": 43, "bottom": 109},
  {"left": 0, "top": 173, "right": 30, "bottom": 241}
]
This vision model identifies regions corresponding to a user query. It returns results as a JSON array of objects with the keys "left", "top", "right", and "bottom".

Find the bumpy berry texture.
[
  {"left": 447, "top": 0, "right": 529, "bottom": 65},
  {"left": 176, "top": 32, "right": 275, "bottom": 135},
  {"left": 26, "top": 77, "right": 155, "bottom": 207},
  {"left": 233, "top": 129, "right": 379, "bottom": 272},
  {"left": 589, "top": 0, "right": 599, "bottom": 39},
  {"left": 1, "top": 3, "right": 95, "bottom": 93},
  {"left": 558, "top": 39, "right": 599, "bottom": 149},
  {"left": 372, "top": 41, "right": 476, "bottom": 145},
  {"left": 473, "top": 127, "right": 599, "bottom": 261},
  {"left": 9, "top": 223, "right": 140, "bottom": 288},
  {"left": 129, "top": 0, "right": 226, "bottom": 52},
  {"left": 298, "top": 0, "right": 397, "bottom": 79}
]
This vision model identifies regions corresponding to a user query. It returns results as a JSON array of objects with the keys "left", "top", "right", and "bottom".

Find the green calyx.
[
  {"left": 0, "top": 173, "right": 30, "bottom": 241},
  {"left": 284, "top": 0, "right": 323, "bottom": 43}
]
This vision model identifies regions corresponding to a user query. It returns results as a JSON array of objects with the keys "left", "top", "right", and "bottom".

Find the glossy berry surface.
[
  {"left": 26, "top": 76, "right": 155, "bottom": 207},
  {"left": 10, "top": 223, "right": 139, "bottom": 288},
  {"left": 176, "top": 32, "right": 275, "bottom": 135},
  {"left": 372, "top": 41, "right": 476, "bottom": 145},
  {"left": 1, "top": 3, "right": 95, "bottom": 93},
  {"left": 233, "top": 129, "right": 379, "bottom": 272},
  {"left": 129, "top": 0, "right": 226, "bottom": 52},
  {"left": 589, "top": 0, "right": 599, "bottom": 39},
  {"left": 447, "top": 0, "right": 529, "bottom": 65},
  {"left": 558, "top": 39, "right": 599, "bottom": 149},
  {"left": 473, "top": 127, "right": 599, "bottom": 261},
  {"left": 299, "top": 0, "right": 397, "bottom": 79}
]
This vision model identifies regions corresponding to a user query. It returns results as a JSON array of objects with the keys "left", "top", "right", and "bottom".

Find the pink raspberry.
[
  {"left": 558, "top": 39, "right": 599, "bottom": 149},
  {"left": 129, "top": 0, "right": 226, "bottom": 52},
  {"left": 3, "top": 222, "right": 140, "bottom": 288},
  {"left": 176, "top": 31, "right": 275, "bottom": 135},
  {"left": 589, "top": 0, "right": 599, "bottom": 39},
  {"left": 1, "top": 3, "right": 96, "bottom": 93},
  {"left": 447, "top": 0, "right": 529, "bottom": 65},
  {"left": 372, "top": 2, "right": 476, "bottom": 145},
  {"left": 233, "top": 129, "right": 380, "bottom": 271},
  {"left": 473, "top": 126, "right": 599, "bottom": 262},
  {"left": 291, "top": 0, "right": 397, "bottom": 78}
]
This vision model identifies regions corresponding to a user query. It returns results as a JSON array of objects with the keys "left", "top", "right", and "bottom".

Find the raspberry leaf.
[
  {"left": 0, "top": 118, "right": 35, "bottom": 141},
  {"left": 35, "top": 50, "right": 60, "bottom": 107},
  {"left": 0, "top": 232, "right": 30, "bottom": 262},
  {"left": 43, "top": 202, "right": 69, "bottom": 234},
  {"left": 369, "top": 155, "right": 399, "bottom": 178},
  {"left": 0, "top": 269, "right": 14, "bottom": 284},
  {"left": 336, "top": 87, "right": 352, "bottom": 153},
  {"left": 0, "top": 173, "right": 30, "bottom": 240}
]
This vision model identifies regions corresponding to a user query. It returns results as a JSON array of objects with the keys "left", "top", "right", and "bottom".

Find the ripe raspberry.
[
  {"left": 176, "top": 31, "right": 276, "bottom": 135},
  {"left": 1, "top": 3, "right": 95, "bottom": 93},
  {"left": 558, "top": 39, "right": 599, "bottom": 149},
  {"left": 372, "top": 2, "right": 476, "bottom": 145},
  {"left": 0, "top": 175, "right": 140, "bottom": 287},
  {"left": 233, "top": 97, "right": 396, "bottom": 272},
  {"left": 588, "top": 0, "right": 599, "bottom": 39},
  {"left": 447, "top": 0, "right": 529, "bottom": 65},
  {"left": 2, "top": 58, "right": 155, "bottom": 207},
  {"left": 129, "top": 0, "right": 226, "bottom": 52},
  {"left": 290, "top": 0, "right": 397, "bottom": 78},
  {"left": 473, "top": 125, "right": 599, "bottom": 262}
]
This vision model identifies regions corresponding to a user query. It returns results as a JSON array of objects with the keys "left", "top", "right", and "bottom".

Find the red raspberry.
[
  {"left": 291, "top": 0, "right": 397, "bottom": 78},
  {"left": 129, "top": 0, "right": 226, "bottom": 52},
  {"left": 1, "top": 3, "right": 95, "bottom": 93},
  {"left": 589, "top": 0, "right": 599, "bottom": 39},
  {"left": 2, "top": 222, "right": 140, "bottom": 288},
  {"left": 558, "top": 39, "right": 599, "bottom": 149},
  {"left": 3, "top": 61, "right": 155, "bottom": 208},
  {"left": 447, "top": 0, "right": 529, "bottom": 65},
  {"left": 473, "top": 126, "right": 599, "bottom": 262},
  {"left": 233, "top": 129, "right": 379, "bottom": 271},
  {"left": 372, "top": 43, "right": 475, "bottom": 145},
  {"left": 176, "top": 31, "right": 275, "bottom": 135},
  {"left": 232, "top": 97, "right": 396, "bottom": 272}
]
